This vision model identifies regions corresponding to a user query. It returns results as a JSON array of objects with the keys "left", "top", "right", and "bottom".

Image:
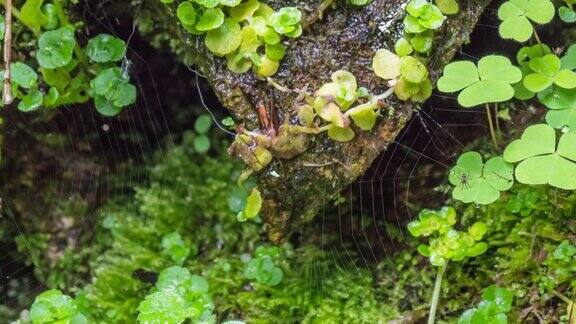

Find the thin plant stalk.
[
  {"left": 486, "top": 103, "right": 499, "bottom": 149},
  {"left": 3, "top": 0, "right": 12, "bottom": 105},
  {"left": 494, "top": 103, "right": 501, "bottom": 140},
  {"left": 428, "top": 262, "right": 448, "bottom": 324}
]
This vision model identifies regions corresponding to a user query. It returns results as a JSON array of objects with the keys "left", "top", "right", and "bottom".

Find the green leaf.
[
  {"left": 504, "top": 124, "right": 576, "bottom": 189},
  {"left": 546, "top": 107, "right": 576, "bottom": 132},
  {"left": 449, "top": 152, "right": 514, "bottom": 204},
  {"left": 553, "top": 240, "right": 576, "bottom": 262},
  {"left": 498, "top": 0, "right": 555, "bottom": 42},
  {"left": 86, "top": 34, "right": 126, "bottom": 63},
  {"left": 156, "top": 266, "right": 192, "bottom": 291},
  {"left": 205, "top": 18, "right": 242, "bottom": 56},
  {"left": 327, "top": 126, "right": 355, "bottom": 142},
  {"left": 137, "top": 290, "right": 190, "bottom": 323},
  {"left": 523, "top": 54, "right": 576, "bottom": 92},
  {"left": 196, "top": 8, "right": 225, "bottom": 31},
  {"left": 161, "top": 233, "right": 192, "bottom": 264},
  {"left": 559, "top": 6, "right": 576, "bottom": 23},
  {"left": 481, "top": 285, "right": 514, "bottom": 313},
  {"left": 30, "top": 289, "right": 84, "bottom": 324},
  {"left": 438, "top": 55, "right": 521, "bottom": 107},
  {"left": 435, "top": 0, "right": 459, "bottom": 15},
  {"left": 407, "top": 206, "right": 456, "bottom": 237},
  {"left": 400, "top": 56, "right": 428, "bottom": 83},
  {"left": 268, "top": 7, "right": 301, "bottom": 35},
  {"left": 394, "top": 38, "right": 413, "bottom": 57},
  {"left": 20, "top": 0, "right": 47, "bottom": 34},
  {"left": 561, "top": 44, "right": 576, "bottom": 70},
  {"left": 11, "top": 62, "right": 38, "bottom": 89},
  {"left": 244, "top": 188, "right": 262, "bottom": 219},
  {"left": 18, "top": 87, "right": 44, "bottom": 112},
  {"left": 37, "top": 26, "right": 76, "bottom": 69},
  {"left": 537, "top": 86, "right": 576, "bottom": 109},
  {"left": 193, "top": 135, "right": 211, "bottom": 153},
  {"left": 372, "top": 49, "right": 401, "bottom": 80},
  {"left": 194, "top": 114, "right": 213, "bottom": 134},
  {"left": 177, "top": 1, "right": 197, "bottom": 26}
]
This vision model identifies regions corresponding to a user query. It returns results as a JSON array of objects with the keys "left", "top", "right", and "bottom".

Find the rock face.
[{"left": 141, "top": 0, "right": 490, "bottom": 243}]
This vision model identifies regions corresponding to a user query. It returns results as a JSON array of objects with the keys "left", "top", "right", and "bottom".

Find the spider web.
[{"left": 0, "top": 1, "right": 526, "bottom": 322}]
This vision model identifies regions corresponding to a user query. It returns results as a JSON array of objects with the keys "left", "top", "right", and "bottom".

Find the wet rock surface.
[{"left": 142, "top": 0, "right": 491, "bottom": 243}]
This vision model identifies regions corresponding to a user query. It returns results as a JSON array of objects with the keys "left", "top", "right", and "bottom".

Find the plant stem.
[
  {"left": 494, "top": 103, "right": 501, "bottom": 140},
  {"left": 3, "top": 0, "right": 13, "bottom": 105},
  {"left": 428, "top": 262, "right": 448, "bottom": 324},
  {"left": 486, "top": 104, "right": 499, "bottom": 149},
  {"left": 552, "top": 289, "right": 574, "bottom": 304},
  {"left": 533, "top": 28, "right": 543, "bottom": 45}
]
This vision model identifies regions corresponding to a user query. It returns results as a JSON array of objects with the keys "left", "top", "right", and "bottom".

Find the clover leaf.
[
  {"left": 403, "top": 0, "right": 446, "bottom": 33},
  {"left": 504, "top": 124, "right": 576, "bottom": 189},
  {"left": 561, "top": 44, "right": 576, "bottom": 70},
  {"left": 438, "top": 55, "right": 522, "bottom": 107},
  {"left": 449, "top": 152, "right": 514, "bottom": 204},
  {"left": 523, "top": 54, "right": 576, "bottom": 92},
  {"left": 37, "top": 26, "right": 76, "bottom": 69},
  {"left": 30, "top": 289, "right": 87, "bottom": 324},
  {"left": 559, "top": 1, "right": 576, "bottom": 23},
  {"left": 498, "top": 0, "right": 555, "bottom": 42},
  {"left": 545, "top": 104, "right": 576, "bottom": 132},
  {"left": 86, "top": 34, "right": 126, "bottom": 63}
]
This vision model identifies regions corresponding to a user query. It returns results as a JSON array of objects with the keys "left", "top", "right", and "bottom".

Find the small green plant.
[
  {"left": 522, "top": 54, "right": 576, "bottom": 93},
  {"left": 243, "top": 246, "right": 283, "bottom": 286},
  {"left": 503, "top": 124, "right": 576, "bottom": 189},
  {"left": 458, "top": 285, "right": 514, "bottom": 324},
  {"left": 559, "top": 0, "right": 576, "bottom": 22},
  {"left": 435, "top": 0, "right": 459, "bottom": 15},
  {"left": 448, "top": 152, "right": 514, "bottom": 205},
  {"left": 403, "top": 0, "right": 446, "bottom": 34},
  {"left": 193, "top": 114, "right": 214, "bottom": 153},
  {"left": 408, "top": 207, "right": 488, "bottom": 324},
  {"left": 1, "top": 1, "right": 136, "bottom": 115},
  {"left": 29, "top": 289, "right": 87, "bottom": 324},
  {"left": 162, "top": 232, "right": 196, "bottom": 265},
  {"left": 137, "top": 266, "right": 214, "bottom": 323},
  {"left": 497, "top": 0, "right": 555, "bottom": 42},
  {"left": 165, "top": 0, "right": 302, "bottom": 76}
]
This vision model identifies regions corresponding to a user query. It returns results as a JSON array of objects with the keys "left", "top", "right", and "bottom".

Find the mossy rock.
[{"left": 137, "top": 0, "right": 491, "bottom": 243}]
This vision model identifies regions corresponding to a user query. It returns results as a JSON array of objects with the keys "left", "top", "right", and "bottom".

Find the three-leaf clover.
[
  {"left": 437, "top": 55, "right": 522, "bottom": 107},
  {"left": 37, "top": 26, "right": 76, "bottom": 69},
  {"left": 503, "top": 124, "right": 576, "bottom": 189},
  {"left": 523, "top": 54, "right": 576, "bottom": 92},
  {"left": 497, "top": 0, "right": 555, "bottom": 42},
  {"left": 449, "top": 151, "right": 514, "bottom": 204}
]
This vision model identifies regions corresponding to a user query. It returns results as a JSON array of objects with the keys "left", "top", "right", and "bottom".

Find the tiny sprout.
[
  {"left": 403, "top": 0, "right": 446, "bottom": 33},
  {"left": 244, "top": 246, "right": 283, "bottom": 286},
  {"left": 29, "top": 289, "right": 87, "bottom": 323},
  {"left": 497, "top": 0, "right": 555, "bottom": 42},
  {"left": 459, "top": 285, "right": 514, "bottom": 324}
]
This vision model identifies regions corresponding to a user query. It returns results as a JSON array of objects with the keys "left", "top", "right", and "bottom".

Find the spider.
[{"left": 457, "top": 172, "right": 472, "bottom": 190}]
